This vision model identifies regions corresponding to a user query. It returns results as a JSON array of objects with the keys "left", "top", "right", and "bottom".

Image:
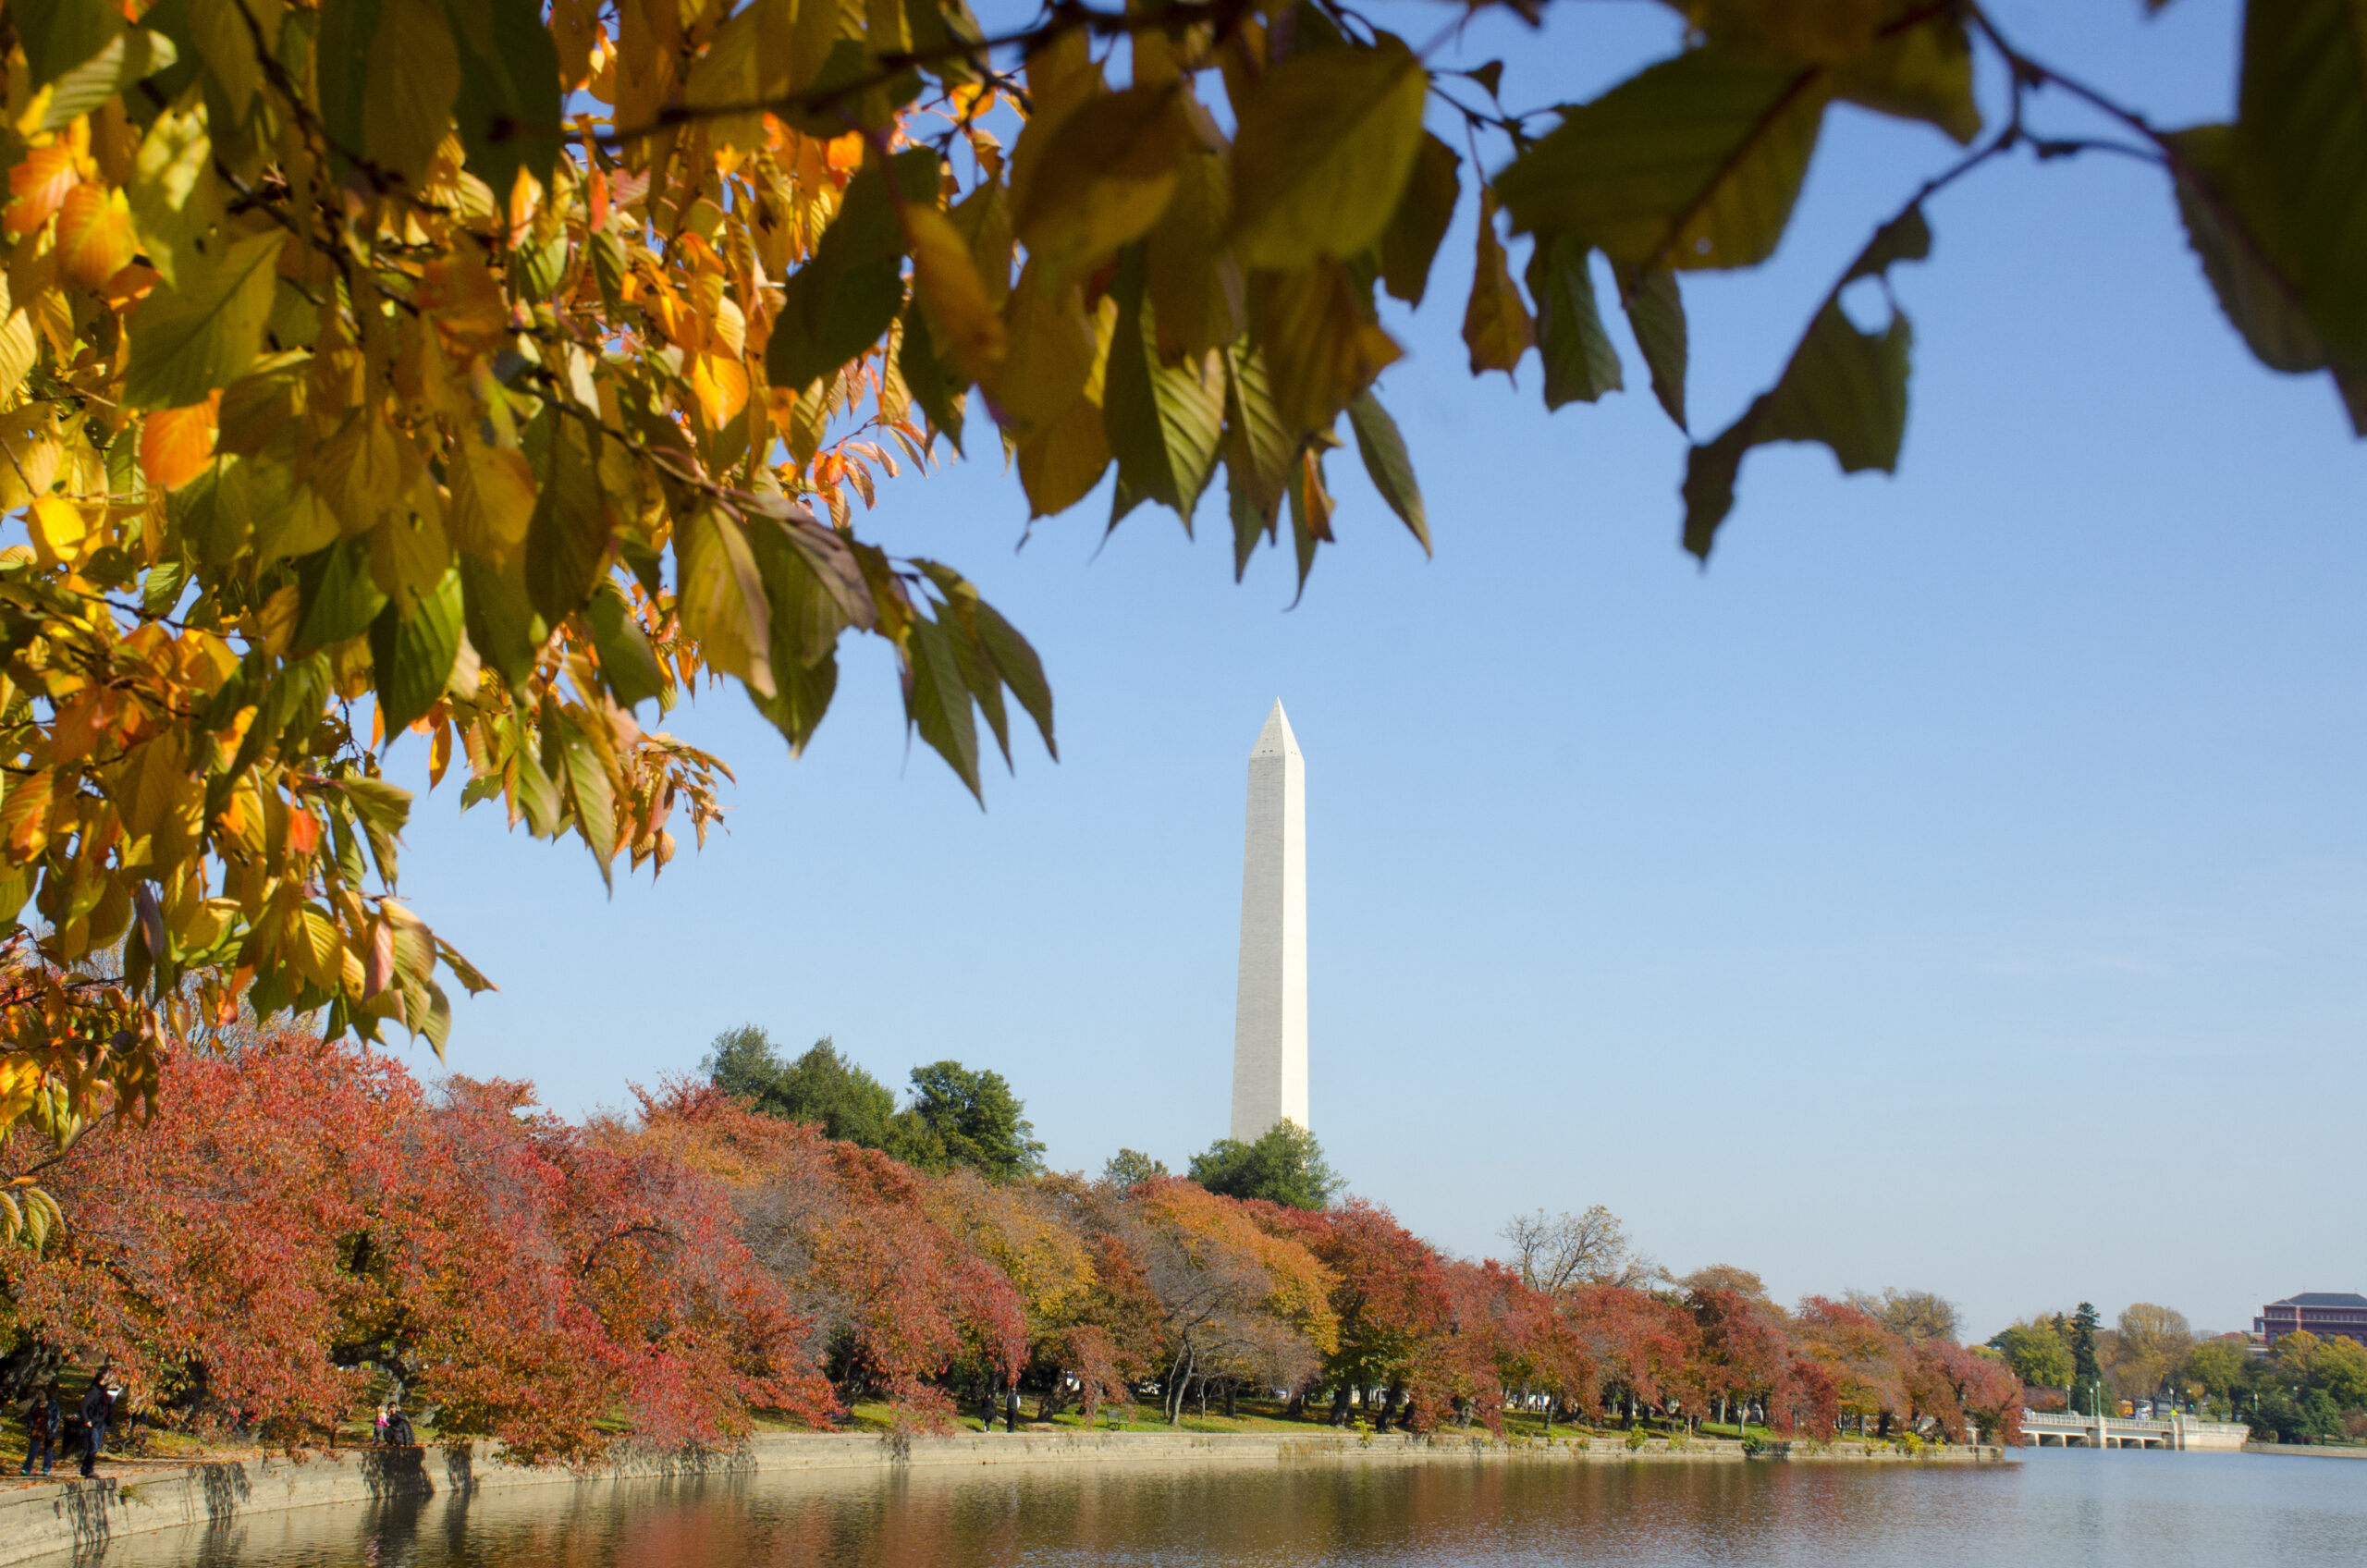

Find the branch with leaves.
[{"left": 0, "top": 0, "right": 2355, "bottom": 1236}]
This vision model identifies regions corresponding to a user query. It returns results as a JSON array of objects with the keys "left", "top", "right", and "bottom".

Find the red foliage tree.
[
  {"left": 634, "top": 1081, "right": 1027, "bottom": 1429},
  {"left": 5, "top": 1035, "right": 832, "bottom": 1458}
]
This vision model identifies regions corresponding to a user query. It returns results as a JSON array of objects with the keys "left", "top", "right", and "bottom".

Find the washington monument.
[{"left": 1230, "top": 701, "right": 1307, "bottom": 1141}]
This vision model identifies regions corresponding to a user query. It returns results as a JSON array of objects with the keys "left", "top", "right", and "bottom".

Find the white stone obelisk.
[{"left": 1231, "top": 701, "right": 1307, "bottom": 1141}]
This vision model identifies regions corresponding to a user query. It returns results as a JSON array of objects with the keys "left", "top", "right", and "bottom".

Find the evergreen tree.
[
  {"left": 1187, "top": 1122, "right": 1345, "bottom": 1211},
  {"left": 703, "top": 1030, "right": 898, "bottom": 1148},
  {"left": 902, "top": 1061, "right": 1046, "bottom": 1182},
  {"left": 1102, "top": 1149, "right": 1169, "bottom": 1189},
  {"left": 2067, "top": 1302, "right": 2106, "bottom": 1415}
]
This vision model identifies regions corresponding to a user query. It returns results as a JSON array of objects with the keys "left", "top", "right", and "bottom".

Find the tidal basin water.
[{"left": 73, "top": 1450, "right": 2367, "bottom": 1567}]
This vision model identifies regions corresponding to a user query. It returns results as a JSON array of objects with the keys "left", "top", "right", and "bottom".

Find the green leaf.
[
  {"left": 1104, "top": 253, "right": 1224, "bottom": 530},
  {"left": 1009, "top": 85, "right": 1187, "bottom": 286},
  {"left": 442, "top": 0, "right": 563, "bottom": 203},
  {"left": 1617, "top": 264, "right": 1689, "bottom": 430},
  {"left": 293, "top": 538, "right": 390, "bottom": 654},
  {"left": 1221, "top": 344, "right": 1294, "bottom": 565},
  {"left": 2165, "top": 125, "right": 2366, "bottom": 433},
  {"left": 1229, "top": 35, "right": 1431, "bottom": 269},
  {"left": 1144, "top": 137, "right": 1245, "bottom": 359},
  {"left": 906, "top": 616, "right": 981, "bottom": 802},
  {"left": 1495, "top": 44, "right": 1829, "bottom": 272},
  {"left": 898, "top": 303, "right": 967, "bottom": 451},
  {"left": 745, "top": 517, "right": 845, "bottom": 755},
  {"left": 460, "top": 552, "right": 539, "bottom": 692},
  {"left": 767, "top": 155, "right": 932, "bottom": 390},
  {"left": 970, "top": 597, "right": 1054, "bottom": 760},
  {"left": 1526, "top": 233, "right": 1624, "bottom": 410},
  {"left": 1681, "top": 208, "right": 1930, "bottom": 559},
  {"left": 315, "top": 0, "right": 384, "bottom": 174},
  {"left": 523, "top": 417, "right": 610, "bottom": 622},
  {"left": 1345, "top": 388, "right": 1428, "bottom": 554},
  {"left": 557, "top": 714, "right": 618, "bottom": 887},
  {"left": 123, "top": 228, "right": 286, "bottom": 410},
  {"left": 584, "top": 582, "right": 667, "bottom": 711},
  {"left": 13, "top": 0, "right": 129, "bottom": 90},
  {"left": 1834, "top": 14, "right": 1981, "bottom": 146},
  {"left": 367, "top": 565, "right": 463, "bottom": 734},
  {"left": 2234, "top": 0, "right": 2367, "bottom": 368},
  {"left": 36, "top": 26, "right": 179, "bottom": 132},
  {"left": 1380, "top": 133, "right": 1462, "bottom": 309}
]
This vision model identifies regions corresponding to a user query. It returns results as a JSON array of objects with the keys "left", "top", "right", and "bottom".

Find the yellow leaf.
[
  {"left": 55, "top": 185, "right": 136, "bottom": 289},
  {"left": 1463, "top": 191, "right": 1534, "bottom": 379},
  {"left": 317, "top": 414, "right": 414, "bottom": 536},
  {"left": 447, "top": 432, "right": 535, "bottom": 568},
  {"left": 1016, "top": 392, "right": 1111, "bottom": 519},
  {"left": 27, "top": 496, "right": 92, "bottom": 568},
  {"left": 905, "top": 203, "right": 1006, "bottom": 386},
  {"left": 0, "top": 405, "right": 59, "bottom": 508},
  {"left": 1229, "top": 36, "right": 1430, "bottom": 270},
  {"left": 991, "top": 263, "right": 1098, "bottom": 434},
  {"left": 691, "top": 350, "right": 750, "bottom": 429},
  {"left": 140, "top": 396, "right": 219, "bottom": 492},
  {"left": 676, "top": 507, "right": 776, "bottom": 698},
  {"left": 1009, "top": 85, "right": 1186, "bottom": 285},
  {"left": 1254, "top": 259, "right": 1403, "bottom": 435},
  {"left": 128, "top": 92, "right": 224, "bottom": 289},
  {"left": 0, "top": 770, "right": 54, "bottom": 861},
  {"left": 5, "top": 147, "right": 77, "bottom": 239}
]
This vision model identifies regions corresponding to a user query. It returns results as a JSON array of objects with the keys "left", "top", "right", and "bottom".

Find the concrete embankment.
[{"left": 0, "top": 1427, "right": 2009, "bottom": 1565}]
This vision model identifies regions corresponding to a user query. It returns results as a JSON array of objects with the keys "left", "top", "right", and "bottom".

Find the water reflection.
[{"left": 74, "top": 1450, "right": 2367, "bottom": 1568}]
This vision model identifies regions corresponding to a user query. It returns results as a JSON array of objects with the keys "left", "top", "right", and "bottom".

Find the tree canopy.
[
  {"left": 705, "top": 1027, "right": 902, "bottom": 1146},
  {"left": 0, "top": 0, "right": 2358, "bottom": 1228},
  {"left": 1187, "top": 1119, "right": 1342, "bottom": 1210},
  {"left": 701, "top": 1029, "right": 1041, "bottom": 1179}
]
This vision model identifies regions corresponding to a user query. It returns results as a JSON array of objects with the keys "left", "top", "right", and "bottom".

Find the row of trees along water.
[
  {"left": 0, "top": 1023, "right": 2019, "bottom": 1458},
  {"left": 1991, "top": 1303, "right": 2367, "bottom": 1447}
]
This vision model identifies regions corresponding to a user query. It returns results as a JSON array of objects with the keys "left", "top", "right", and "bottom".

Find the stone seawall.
[{"left": 0, "top": 1428, "right": 2009, "bottom": 1565}]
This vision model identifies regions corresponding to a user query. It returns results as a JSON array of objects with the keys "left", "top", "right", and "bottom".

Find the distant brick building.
[{"left": 2254, "top": 1292, "right": 2367, "bottom": 1346}]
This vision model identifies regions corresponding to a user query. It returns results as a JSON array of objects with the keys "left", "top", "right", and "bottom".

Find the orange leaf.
[
  {"left": 5, "top": 148, "right": 78, "bottom": 240},
  {"left": 140, "top": 396, "right": 220, "bottom": 492},
  {"left": 55, "top": 186, "right": 135, "bottom": 290}
]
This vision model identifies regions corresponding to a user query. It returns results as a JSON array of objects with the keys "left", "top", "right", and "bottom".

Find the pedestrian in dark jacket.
[
  {"left": 77, "top": 1374, "right": 117, "bottom": 1478},
  {"left": 19, "top": 1381, "right": 60, "bottom": 1476}
]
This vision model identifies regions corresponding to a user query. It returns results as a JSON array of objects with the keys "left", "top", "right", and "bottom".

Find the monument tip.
[{"left": 1251, "top": 700, "right": 1301, "bottom": 759}]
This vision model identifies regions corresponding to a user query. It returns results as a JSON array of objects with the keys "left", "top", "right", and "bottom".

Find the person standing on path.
[
  {"left": 19, "top": 1380, "right": 60, "bottom": 1476},
  {"left": 77, "top": 1372, "right": 117, "bottom": 1478}
]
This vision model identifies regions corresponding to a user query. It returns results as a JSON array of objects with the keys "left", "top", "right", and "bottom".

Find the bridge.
[{"left": 2020, "top": 1410, "right": 2250, "bottom": 1451}]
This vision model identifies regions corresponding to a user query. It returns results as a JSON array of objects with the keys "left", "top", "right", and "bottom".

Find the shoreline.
[{"left": 0, "top": 1427, "right": 2009, "bottom": 1565}]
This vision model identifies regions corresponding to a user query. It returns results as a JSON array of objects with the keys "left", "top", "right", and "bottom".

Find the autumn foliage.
[{"left": 0, "top": 1032, "right": 2018, "bottom": 1455}]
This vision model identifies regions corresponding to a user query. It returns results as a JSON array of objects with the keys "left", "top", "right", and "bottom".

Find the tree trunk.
[
  {"left": 1329, "top": 1384, "right": 1352, "bottom": 1427},
  {"left": 1223, "top": 1380, "right": 1237, "bottom": 1419}
]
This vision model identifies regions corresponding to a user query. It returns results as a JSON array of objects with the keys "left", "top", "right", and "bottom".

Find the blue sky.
[{"left": 387, "top": 0, "right": 2363, "bottom": 1341}]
